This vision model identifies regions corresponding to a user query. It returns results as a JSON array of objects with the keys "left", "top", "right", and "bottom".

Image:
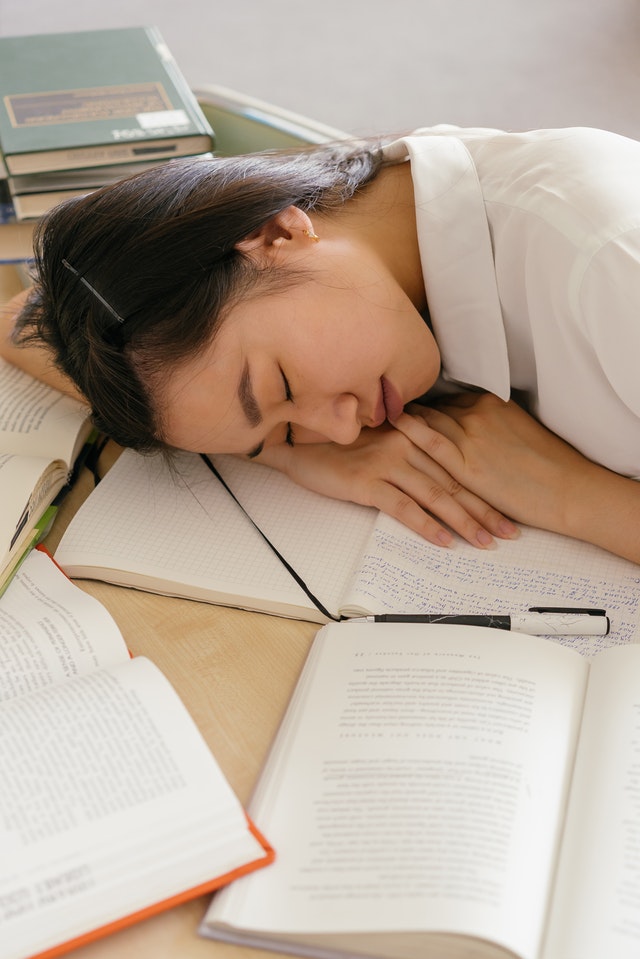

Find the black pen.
[{"left": 348, "top": 607, "right": 610, "bottom": 636}]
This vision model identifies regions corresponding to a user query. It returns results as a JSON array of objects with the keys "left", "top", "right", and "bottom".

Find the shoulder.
[
  {"left": 403, "top": 126, "right": 640, "bottom": 198},
  {"left": 575, "top": 226, "right": 640, "bottom": 417},
  {"left": 404, "top": 124, "right": 640, "bottom": 159},
  {"left": 387, "top": 126, "right": 640, "bottom": 223},
  {"left": 440, "top": 128, "right": 640, "bottom": 265}
]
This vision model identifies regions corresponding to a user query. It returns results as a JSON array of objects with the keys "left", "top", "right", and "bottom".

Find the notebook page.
[
  {"left": 343, "top": 512, "right": 640, "bottom": 656},
  {"left": 210, "top": 455, "right": 377, "bottom": 614},
  {"left": 55, "top": 450, "right": 376, "bottom": 619}
]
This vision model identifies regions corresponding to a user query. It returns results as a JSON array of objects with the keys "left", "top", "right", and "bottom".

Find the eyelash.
[{"left": 281, "top": 369, "right": 296, "bottom": 447}]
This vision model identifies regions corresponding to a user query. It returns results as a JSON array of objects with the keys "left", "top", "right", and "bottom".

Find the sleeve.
[{"left": 578, "top": 226, "right": 640, "bottom": 418}]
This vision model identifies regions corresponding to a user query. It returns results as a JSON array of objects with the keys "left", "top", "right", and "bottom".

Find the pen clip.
[{"left": 528, "top": 606, "right": 608, "bottom": 616}]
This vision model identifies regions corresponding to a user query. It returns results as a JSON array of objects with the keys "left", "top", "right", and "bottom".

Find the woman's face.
[{"left": 160, "top": 235, "right": 441, "bottom": 456}]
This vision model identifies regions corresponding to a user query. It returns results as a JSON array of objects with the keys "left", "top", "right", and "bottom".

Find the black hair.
[{"left": 15, "top": 141, "right": 384, "bottom": 451}]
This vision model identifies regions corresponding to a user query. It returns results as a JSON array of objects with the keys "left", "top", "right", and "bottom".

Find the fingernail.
[
  {"left": 436, "top": 529, "right": 454, "bottom": 547},
  {"left": 498, "top": 519, "right": 520, "bottom": 538},
  {"left": 476, "top": 529, "right": 496, "bottom": 549}
]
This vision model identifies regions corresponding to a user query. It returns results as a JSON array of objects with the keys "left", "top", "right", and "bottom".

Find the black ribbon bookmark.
[{"left": 200, "top": 455, "right": 338, "bottom": 622}]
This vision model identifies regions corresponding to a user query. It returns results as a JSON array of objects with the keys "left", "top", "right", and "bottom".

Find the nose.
[{"left": 293, "top": 393, "right": 361, "bottom": 445}]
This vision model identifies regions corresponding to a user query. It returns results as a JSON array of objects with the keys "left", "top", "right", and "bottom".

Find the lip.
[
  {"left": 381, "top": 376, "right": 404, "bottom": 423},
  {"left": 371, "top": 381, "right": 387, "bottom": 427}
]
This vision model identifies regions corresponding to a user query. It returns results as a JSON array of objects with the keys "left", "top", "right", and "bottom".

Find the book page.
[
  {"left": 0, "top": 356, "right": 90, "bottom": 464},
  {"left": 342, "top": 513, "right": 640, "bottom": 656},
  {"left": 205, "top": 623, "right": 588, "bottom": 959},
  {"left": 0, "top": 655, "right": 268, "bottom": 959},
  {"left": 55, "top": 446, "right": 640, "bottom": 638},
  {"left": 56, "top": 449, "right": 375, "bottom": 621},
  {"left": 542, "top": 643, "right": 640, "bottom": 959},
  {"left": 0, "top": 452, "right": 66, "bottom": 569},
  {"left": 149, "top": 455, "right": 640, "bottom": 649},
  {"left": 0, "top": 548, "right": 129, "bottom": 702},
  {"left": 210, "top": 454, "right": 377, "bottom": 614}
]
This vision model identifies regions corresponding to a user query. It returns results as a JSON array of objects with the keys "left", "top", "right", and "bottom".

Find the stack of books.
[{"left": 0, "top": 26, "right": 215, "bottom": 223}]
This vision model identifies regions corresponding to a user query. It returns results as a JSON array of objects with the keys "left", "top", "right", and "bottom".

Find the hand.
[
  {"left": 0, "top": 288, "right": 83, "bottom": 399},
  {"left": 392, "top": 393, "right": 640, "bottom": 562},
  {"left": 257, "top": 421, "right": 520, "bottom": 550}
]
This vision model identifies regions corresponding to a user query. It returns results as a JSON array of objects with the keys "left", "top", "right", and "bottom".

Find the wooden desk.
[{"left": 43, "top": 454, "right": 319, "bottom": 959}]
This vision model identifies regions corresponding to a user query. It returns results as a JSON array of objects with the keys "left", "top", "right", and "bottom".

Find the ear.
[{"left": 235, "top": 205, "right": 316, "bottom": 259}]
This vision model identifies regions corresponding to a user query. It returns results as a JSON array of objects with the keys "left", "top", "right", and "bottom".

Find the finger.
[
  {"left": 443, "top": 486, "right": 520, "bottom": 541},
  {"left": 404, "top": 402, "right": 469, "bottom": 435},
  {"left": 368, "top": 481, "right": 457, "bottom": 547},
  {"left": 393, "top": 409, "right": 465, "bottom": 471},
  {"left": 381, "top": 452, "right": 519, "bottom": 544},
  {"left": 379, "top": 419, "right": 519, "bottom": 541},
  {"left": 369, "top": 474, "right": 513, "bottom": 550}
]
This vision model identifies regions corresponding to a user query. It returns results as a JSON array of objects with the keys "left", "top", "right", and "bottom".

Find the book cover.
[
  {"left": 0, "top": 549, "right": 274, "bottom": 959},
  {"left": 10, "top": 188, "right": 92, "bottom": 221},
  {"left": 0, "top": 26, "right": 214, "bottom": 173}
]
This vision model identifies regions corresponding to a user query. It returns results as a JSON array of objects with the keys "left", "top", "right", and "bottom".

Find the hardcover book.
[
  {"left": 0, "top": 26, "right": 214, "bottom": 174},
  {"left": 0, "top": 548, "right": 273, "bottom": 959},
  {"left": 4, "top": 157, "right": 190, "bottom": 220}
]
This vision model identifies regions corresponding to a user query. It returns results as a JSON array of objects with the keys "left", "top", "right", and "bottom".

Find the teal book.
[{"left": 0, "top": 26, "right": 214, "bottom": 174}]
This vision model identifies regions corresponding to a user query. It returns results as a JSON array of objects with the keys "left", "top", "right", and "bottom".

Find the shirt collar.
[{"left": 383, "top": 134, "right": 511, "bottom": 399}]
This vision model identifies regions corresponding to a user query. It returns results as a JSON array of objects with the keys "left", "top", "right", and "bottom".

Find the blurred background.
[{"left": 1, "top": 0, "right": 639, "bottom": 139}]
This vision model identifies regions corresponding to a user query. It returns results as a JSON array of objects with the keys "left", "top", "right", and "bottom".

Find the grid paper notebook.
[{"left": 55, "top": 448, "right": 640, "bottom": 649}]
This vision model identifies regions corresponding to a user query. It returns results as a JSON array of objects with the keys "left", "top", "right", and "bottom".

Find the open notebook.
[{"left": 54, "top": 449, "right": 640, "bottom": 656}]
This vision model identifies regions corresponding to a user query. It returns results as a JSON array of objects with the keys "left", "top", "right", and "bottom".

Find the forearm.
[
  {"left": 0, "top": 288, "right": 82, "bottom": 398},
  {"left": 564, "top": 462, "right": 640, "bottom": 564}
]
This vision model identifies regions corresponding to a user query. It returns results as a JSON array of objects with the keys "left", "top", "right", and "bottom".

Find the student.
[{"left": 1, "top": 125, "right": 639, "bottom": 563}]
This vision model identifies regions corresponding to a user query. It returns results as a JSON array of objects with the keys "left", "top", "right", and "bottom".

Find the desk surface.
[{"left": 43, "top": 453, "right": 319, "bottom": 959}]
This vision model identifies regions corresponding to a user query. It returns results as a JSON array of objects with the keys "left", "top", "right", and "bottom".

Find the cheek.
[
  {"left": 425, "top": 328, "right": 441, "bottom": 371},
  {"left": 413, "top": 320, "right": 440, "bottom": 368},
  {"left": 291, "top": 427, "right": 334, "bottom": 445}
]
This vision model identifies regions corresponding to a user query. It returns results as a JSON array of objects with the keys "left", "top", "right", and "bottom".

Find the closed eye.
[{"left": 281, "top": 367, "right": 296, "bottom": 447}]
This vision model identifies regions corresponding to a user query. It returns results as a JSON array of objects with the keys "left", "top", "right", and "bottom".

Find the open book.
[
  {"left": 0, "top": 356, "right": 93, "bottom": 593},
  {"left": 55, "top": 448, "right": 640, "bottom": 655},
  {"left": 0, "top": 548, "right": 273, "bottom": 959},
  {"left": 201, "top": 620, "right": 640, "bottom": 959}
]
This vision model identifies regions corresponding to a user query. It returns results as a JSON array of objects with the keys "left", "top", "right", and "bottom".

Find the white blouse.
[{"left": 383, "top": 125, "right": 640, "bottom": 477}]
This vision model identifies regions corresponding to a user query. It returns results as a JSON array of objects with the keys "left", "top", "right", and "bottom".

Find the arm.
[
  {"left": 393, "top": 393, "right": 640, "bottom": 565},
  {"left": 0, "top": 288, "right": 83, "bottom": 399},
  {"left": 257, "top": 422, "right": 520, "bottom": 551}
]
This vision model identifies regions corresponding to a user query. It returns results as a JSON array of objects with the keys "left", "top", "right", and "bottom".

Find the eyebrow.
[
  {"left": 239, "top": 361, "right": 262, "bottom": 427},
  {"left": 238, "top": 361, "right": 265, "bottom": 459}
]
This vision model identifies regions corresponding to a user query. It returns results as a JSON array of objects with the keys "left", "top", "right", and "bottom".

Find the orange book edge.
[
  {"left": 27, "top": 816, "right": 275, "bottom": 959},
  {"left": 35, "top": 543, "right": 68, "bottom": 575},
  {"left": 24, "top": 549, "right": 275, "bottom": 959}
]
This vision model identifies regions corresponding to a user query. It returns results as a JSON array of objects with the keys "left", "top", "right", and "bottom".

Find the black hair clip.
[{"left": 62, "top": 258, "right": 126, "bottom": 345}]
